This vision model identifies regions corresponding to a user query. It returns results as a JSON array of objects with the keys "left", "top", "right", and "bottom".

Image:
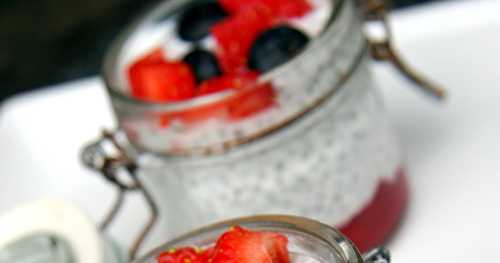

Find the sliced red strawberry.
[
  {"left": 157, "top": 247, "right": 211, "bottom": 263},
  {"left": 212, "top": 6, "right": 275, "bottom": 73},
  {"left": 198, "top": 247, "right": 214, "bottom": 262},
  {"left": 219, "top": 0, "right": 312, "bottom": 18},
  {"left": 229, "top": 82, "right": 276, "bottom": 120},
  {"left": 211, "top": 226, "right": 290, "bottom": 263},
  {"left": 198, "top": 77, "right": 234, "bottom": 95},
  {"left": 198, "top": 71, "right": 259, "bottom": 95},
  {"left": 128, "top": 59, "right": 197, "bottom": 103},
  {"left": 168, "top": 101, "right": 229, "bottom": 126},
  {"left": 277, "top": 0, "right": 312, "bottom": 18},
  {"left": 198, "top": 71, "right": 275, "bottom": 121},
  {"left": 161, "top": 72, "right": 259, "bottom": 126},
  {"left": 159, "top": 72, "right": 274, "bottom": 127}
]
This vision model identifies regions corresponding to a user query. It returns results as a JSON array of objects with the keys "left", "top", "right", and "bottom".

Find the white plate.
[{"left": 1, "top": 0, "right": 500, "bottom": 261}]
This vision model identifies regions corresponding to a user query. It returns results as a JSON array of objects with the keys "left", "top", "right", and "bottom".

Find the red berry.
[
  {"left": 228, "top": 81, "right": 276, "bottom": 120},
  {"left": 277, "top": 0, "right": 312, "bottom": 18},
  {"left": 167, "top": 101, "right": 230, "bottom": 126},
  {"left": 159, "top": 72, "right": 274, "bottom": 127},
  {"left": 164, "top": 72, "right": 266, "bottom": 125},
  {"left": 199, "top": 71, "right": 276, "bottom": 120},
  {"left": 198, "top": 71, "right": 259, "bottom": 95},
  {"left": 157, "top": 247, "right": 211, "bottom": 263},
  {"left": 211, "top": 226, "right": 290, "bottom": 263},
  {"left": 212, "top": 6, "right": 275, "bottom": 73},
  {"left": 219, "top": 0, "right": 312, "bottom": 18},
  {"left": 128, "top": 58, "right": 197, "bottom": 103},
  {"left": 198, "top": 247, "right": 215, "bottom": 262}
]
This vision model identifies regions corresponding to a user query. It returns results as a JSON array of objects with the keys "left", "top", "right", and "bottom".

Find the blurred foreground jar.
[
  {"left": 134, "top": 215, "right": 392, "bottom": 263},
  {"left": 83, "top": 0, "right": 444, "bottom": 259}
]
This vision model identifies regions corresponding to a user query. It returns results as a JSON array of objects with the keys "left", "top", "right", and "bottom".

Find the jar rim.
[
  {"left": 132, "top": 215, "right": 363, "bottom": 263},
  {"left": 102, "top": 0, "right": 348, "bottom": 112}
]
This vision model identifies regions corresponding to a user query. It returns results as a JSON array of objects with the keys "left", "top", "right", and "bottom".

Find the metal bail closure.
[
  {"left": 81, "top": 130, "right": 158, "bottom": 261},
  {"left": 363, "top": 247, "right": 391, "bottom": 263},
  {"left": 362, "top": 0, "right": 446, "bottom": 100}
]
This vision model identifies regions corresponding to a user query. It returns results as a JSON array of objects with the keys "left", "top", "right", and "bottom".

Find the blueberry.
[
  {"left": 248, "top": 26, "right": 310, "bottom": 72},
  {"left": 183, "top": 49, "right": 222, "bottom": 83},
  {"left": 178, "top": 2, "right": 228, "bottom": 42}
]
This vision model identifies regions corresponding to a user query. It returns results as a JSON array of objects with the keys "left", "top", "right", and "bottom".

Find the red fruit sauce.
[{"left": 339, "top": 168, "right": 409, "bottom": 252}]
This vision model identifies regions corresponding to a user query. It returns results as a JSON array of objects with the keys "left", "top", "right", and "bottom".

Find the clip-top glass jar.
[
  {"left": 82, "top": 0, "right": 422, "bottom": 257},
  {"left": 133, "top": 215, "right": 391, "bottom": 263}
]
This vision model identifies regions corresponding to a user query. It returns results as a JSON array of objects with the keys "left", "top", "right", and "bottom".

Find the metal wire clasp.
[
  {"left": 363, "top": 247, "right": 391, "bottom": 263},
  {"left": 81, "top": 130, "right": 158, "bottom": 261},
  {"left": 363, "top": 0, "right": 446, "bottom": 100}
]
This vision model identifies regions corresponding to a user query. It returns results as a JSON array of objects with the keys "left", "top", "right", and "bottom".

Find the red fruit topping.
[
  {"left": 212, "top": 6, "right": 275, "bottom": 73},
  {"left": 156, "top": 227, "right": 289, "bottom": 263},
  {"left": 219, "top": 0, "right": 312, "bottom": 19},
  {"left": 160, "top": 72, "right": 274, "bottom": 126},
  {"left": 128, "top": 58, "right": 197, "bottom": 103},
  {"left": 163, "top": 101, "right": 229, "bottom": 127},
  {"left": 157, "top": 247, "right": 212, "bottom": 263},
  {"left": 228, "top": 82, "right": 276, "bottom": 120},
  {"left": 211, "top": 226, "right": 290, "bottom": 263},
  {"left": 199, "top": 71, "right": 276, "bottom": 120},
  {"left": 198, "top": 71, "right": 259, "bottom": 95},
  {"left": 276, "top": 0, "right": 312, "bottom": 18},
  {"left": 198, "top": 247, "right": 215, "bottom": 262}
]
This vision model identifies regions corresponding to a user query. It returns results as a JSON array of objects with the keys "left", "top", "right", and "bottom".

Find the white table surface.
[{"left": 1, "top": 0, "right": 500, "bottom": 261}]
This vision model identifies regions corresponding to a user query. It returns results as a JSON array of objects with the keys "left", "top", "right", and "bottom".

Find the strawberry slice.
[
  {"left": 219, "top": 0, "right": 312, "bottom": 18},
  {"left": 198, "top": 71, "right": 259, "bottom": 95},
  {"left": 211, "top": 226, "right": 290, "bottom": 263},
  {"left": 212, "top": 6, "right": 275, "bottom": 73},
  {"left": 128, "top": 51, "right": 196, "bottom": 103},
  {"left": 228, "top": 81, "right": 276, "bottom": 120},
  {"left": 198, "top": 71, "right": 276, "bottom": 121},
  {"left": 160, "top": 72, "right": 274, "bottom": 127},
  {"left": 165, "top": 100, "right": 229, "bottom": 126},
  {"left": 164, "top": 72, "right": 267, "bottom": 125},
  {"left": 198, "top": 247, "right": 215, "bottom": 262},
  {"left": 157, "top": 247, "right": 212, "bottom": 263},
  {"left": 277, "top": 0, "right": 312, "bottom": 18},
  {"left": 203, "top": 71, "right": 276, "bottom": 120}
]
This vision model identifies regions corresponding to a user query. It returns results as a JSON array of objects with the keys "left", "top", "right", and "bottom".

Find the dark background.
[{"left": 0, "top": 0, "right": 438, "bottom": 102}]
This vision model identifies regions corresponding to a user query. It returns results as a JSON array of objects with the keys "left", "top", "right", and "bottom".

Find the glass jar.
[
  {"left": 82, "top": 0, "right": 428, "bottom": 256},
  {"left": 133, "top": 215, "right": 390, "bottom": 263}
]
